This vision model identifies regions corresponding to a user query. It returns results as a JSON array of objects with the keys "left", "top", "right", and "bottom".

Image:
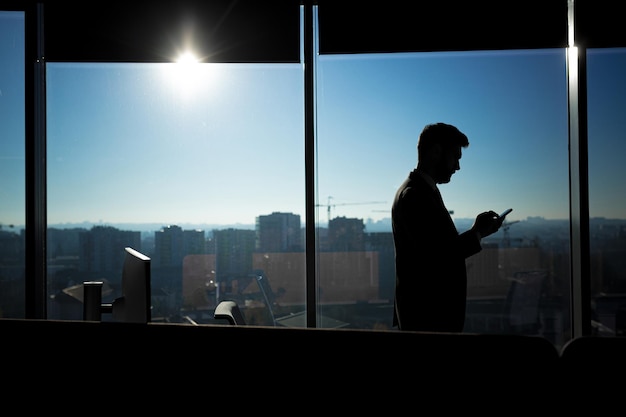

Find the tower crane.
[
  {"left": 501, "top": 219, "right": 520, "bottom": 248},
  {"left": 315, "top": 196, "right": 387, "bottom": 225}
]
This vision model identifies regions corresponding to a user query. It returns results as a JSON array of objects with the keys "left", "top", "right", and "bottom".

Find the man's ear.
[{"left": 430, "top": 143, "right": 442, "bottom": 162}]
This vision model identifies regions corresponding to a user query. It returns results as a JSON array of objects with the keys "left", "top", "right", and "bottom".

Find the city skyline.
[{"left": 37, "top": 211, "right": 621, "bottom": 239}]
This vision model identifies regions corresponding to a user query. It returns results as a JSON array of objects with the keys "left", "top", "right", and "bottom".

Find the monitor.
[{"left": 110, "top": 247, "right": 152, "bottom": 323}]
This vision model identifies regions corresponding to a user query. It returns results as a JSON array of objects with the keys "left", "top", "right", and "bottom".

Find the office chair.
[{"left": 214, "top": 300, "right": 246, "bottom": 325}]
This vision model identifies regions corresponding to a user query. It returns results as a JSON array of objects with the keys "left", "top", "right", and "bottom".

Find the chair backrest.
[{"left": 214, "top": 300, "right": 246, "bottom": 325}]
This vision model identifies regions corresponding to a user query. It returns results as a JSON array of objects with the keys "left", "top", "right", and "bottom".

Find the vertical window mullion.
[
  {"left": 567, "top": 0, "right": 592, "bottom": 338},
  {"left": 25, "top": 2, "right": 47, "bottom": 319},
  {"left": 304, "top": 1, "right": 317, "bottom": 327}
]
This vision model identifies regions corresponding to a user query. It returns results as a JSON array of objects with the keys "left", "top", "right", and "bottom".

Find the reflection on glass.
[
  {"left": 0, "top": 11, "right": 26, "bottom": 319},
  {"left": 315, "top": 50, "right": 572, "bottom": 345},
  {"left": 587, "top": 48, "right": 626, "bottom": 337}
]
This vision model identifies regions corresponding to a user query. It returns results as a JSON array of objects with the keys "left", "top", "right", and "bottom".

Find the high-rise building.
[
  {"left": 256, "top": 212, "right": 302, "bottom": 252},
  {"left": 214, "top": 228, "right": 256, "bottom": 282},
  {"left": 78, "top": 225, "right": 141, "bottom": 280},
  {"left": 154, "top": 225, "right": 184, "bottom": 267},
  {"left": 328, "top": 216, "right": 365, "bottom": 252},
  {"left": 154, "top": 225, "right": 207, "bottom": 267}
]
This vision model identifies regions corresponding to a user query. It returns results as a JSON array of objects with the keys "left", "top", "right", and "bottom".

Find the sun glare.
[
  {"left": 162, "top": 50, "right": 214, "bottom": 99},
  {"left": 176, "top": 51, "right": 200, "bottom": 65}
]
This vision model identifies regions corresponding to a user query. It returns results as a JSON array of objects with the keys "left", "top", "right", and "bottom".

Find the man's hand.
[{"left": 472, "top": 210, "right": 503, "bottom": 239}]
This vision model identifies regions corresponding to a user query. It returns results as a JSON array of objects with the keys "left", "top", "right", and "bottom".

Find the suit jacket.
[{"left": 392, "top": 169, "right": 481, "bottom": 332}]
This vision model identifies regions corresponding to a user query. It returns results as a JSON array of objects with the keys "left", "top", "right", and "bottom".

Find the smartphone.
[{"left": 499, "top": 208, "right": 513, "bottom": 220}]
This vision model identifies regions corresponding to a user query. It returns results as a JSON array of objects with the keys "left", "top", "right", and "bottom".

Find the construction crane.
[
  {"left": 501, "top": 219, "right": 520, "bottom": 248},
  {"left": 315, "top": 196, "right": 387, "bottom": 224}
]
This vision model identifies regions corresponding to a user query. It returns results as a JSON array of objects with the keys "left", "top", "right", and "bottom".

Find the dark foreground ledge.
[{"left": 3, "top": 318, "right": 623, "bottom": 406}]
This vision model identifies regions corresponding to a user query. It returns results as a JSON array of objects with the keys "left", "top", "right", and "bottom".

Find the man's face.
[{"left": 433, "top": 145, "right": 462, "bottom": 184}]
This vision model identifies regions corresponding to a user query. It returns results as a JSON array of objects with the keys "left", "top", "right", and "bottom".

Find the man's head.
[{"left": 417, "top": 122, "right": 469, "bottom": 184}]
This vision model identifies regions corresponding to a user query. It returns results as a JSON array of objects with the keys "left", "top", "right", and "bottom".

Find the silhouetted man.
[{"left": 392, "top": 123, "right": 503, "bottom": 332}]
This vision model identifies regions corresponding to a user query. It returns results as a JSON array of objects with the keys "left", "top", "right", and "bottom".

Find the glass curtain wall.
[
  {"left": 314, "top": 48, "right": 572, "bottom": 345},
  {"left": 4, "top": 1, "right": 626, "bottom": 350},
  {"left": 586, "top": 48, "right": 626, "bottom": 336},
  {"left": 45, "top": 62, "right": 306, "bottom": 324},
  {"left": 0, "top": 11, "right": 26, "bottom": 319}
]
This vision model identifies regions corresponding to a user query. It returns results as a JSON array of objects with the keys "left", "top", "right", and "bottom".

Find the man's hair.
[{"left": 417, "top": 122, "right": 469, "bottom": 158}]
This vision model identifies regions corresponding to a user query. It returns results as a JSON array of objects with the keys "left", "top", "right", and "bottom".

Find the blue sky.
[
  {"left": 0, "top": 11, "right": 25, "bottom": 229},
  {"left": 45, "top": 62, "right": 306, "bottom": 227},
  {"left": 315, "top": 50, "right": 571, "bottom": 223},
  {"left": 1, "top": 11, "right": 625, "bottom": 231}
]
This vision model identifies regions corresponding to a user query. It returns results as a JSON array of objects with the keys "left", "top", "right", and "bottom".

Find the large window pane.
[
  {"left": 46, "top": 62, "right": 305, "bottom": 324},
  {"left": 315, "top": 49, "right": 572, "bottom": 346},
  {"left": 0, "top": 11, "right": 25, "bottom": 319},
  {"left": 587, "top": 48, "right": 626, "bottom": 336}
]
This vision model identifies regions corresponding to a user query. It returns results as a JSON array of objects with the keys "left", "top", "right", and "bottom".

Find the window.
[
  {"left": 315, "top": 49, "right": 572, "bottom": 344},
  {"left": 46, "top": 62, "right": 305, "bottom": 323},
  {"left": 3, "top": 1, "right": 626, "bottom": 352},
  {"left": 0, "top": 11, "right": 25, "bottom": 318},
  {"left": 587, "top": 47, "right": 626, "bottom": 336}
]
